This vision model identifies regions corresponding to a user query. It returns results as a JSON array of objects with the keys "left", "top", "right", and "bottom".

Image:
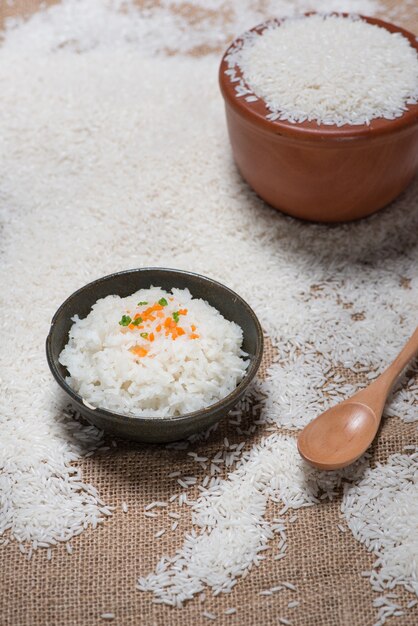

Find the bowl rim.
[
  {"left": 219, "top": 13, "right": 418, "bottom": 141},
  {"left": 46, "top": 267, "right": 264, "bottom": 426}
]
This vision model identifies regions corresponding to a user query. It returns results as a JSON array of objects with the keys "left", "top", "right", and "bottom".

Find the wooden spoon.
[{"left": 297, "top": 325, "right": 418, "bottom": 470}]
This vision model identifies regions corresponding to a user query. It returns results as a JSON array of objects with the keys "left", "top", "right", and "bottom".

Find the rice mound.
[
  {"left": 230, "top": 14, "right": 418, "bottom": 126},
  {"left": 59, "top": 287, "right": 249, "bottom": 417}
]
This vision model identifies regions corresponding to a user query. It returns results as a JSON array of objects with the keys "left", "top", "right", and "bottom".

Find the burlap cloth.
[{"left": 1, "top": 2, "right": 417, "bottom": 626}]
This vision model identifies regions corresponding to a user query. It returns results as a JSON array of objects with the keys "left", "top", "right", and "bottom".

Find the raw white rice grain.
[
  {"left": 202, "top": 612, "right": 217, "bottom": 620},
  {"left": 288, "top": 601, "right": 300, "bottom": 608}
]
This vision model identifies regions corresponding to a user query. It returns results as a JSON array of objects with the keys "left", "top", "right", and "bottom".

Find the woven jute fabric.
[
  {"left": 2, "top": 340, "right": 417, "bottom": 626},
  {"left": 1, "top": 2, "right": 418, "bottom": 626}
]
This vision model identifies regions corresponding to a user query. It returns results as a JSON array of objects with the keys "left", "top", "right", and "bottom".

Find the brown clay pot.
[{"left": 219, "top": 15, "right": 418, "bottom": 223}]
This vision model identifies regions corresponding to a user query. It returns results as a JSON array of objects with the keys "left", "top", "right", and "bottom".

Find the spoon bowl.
[{"left": 297, "top": 402, "right": 379, "bottom": 470}]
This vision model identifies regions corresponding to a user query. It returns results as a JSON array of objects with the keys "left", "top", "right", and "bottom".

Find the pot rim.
[{"left": 219, "top": 13, "right": 418, "bottom": 141}]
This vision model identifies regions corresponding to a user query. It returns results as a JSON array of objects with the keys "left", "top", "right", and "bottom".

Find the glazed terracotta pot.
[{"left": 219, "top": 15, "right": 418, "bottom": 223}]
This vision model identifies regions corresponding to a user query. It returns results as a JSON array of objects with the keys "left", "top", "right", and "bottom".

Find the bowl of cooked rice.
[
  {"left": 46, "top": 268, "right": 264, "bottom": 443},
  {"left": 219, "top": 13, "right": 418, "bottom": 222}
]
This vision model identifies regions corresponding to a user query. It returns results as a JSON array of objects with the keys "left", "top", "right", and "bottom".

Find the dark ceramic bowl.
[
  {"left": 219, "top": 14, "right": 418, "bottom": 222},
  {"left": 46, "top": 268, "right": 264, "bottom": 443}
]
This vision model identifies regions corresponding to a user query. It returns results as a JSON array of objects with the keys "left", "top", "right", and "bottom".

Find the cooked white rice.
[
  {"left": 226, "top": 14, "right": 418, "bottom": 126},
  {"left": 59, "top": 286, "right": 248, "bottom": 417}
]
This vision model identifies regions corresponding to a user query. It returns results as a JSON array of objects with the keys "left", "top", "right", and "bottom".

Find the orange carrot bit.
[
  {"left": 176, "top": 327, "right": 186, "bottom": 336},
  {"left": 153, "top": 303, "right": 164, "bottom": 311},
  {"left": 191, "top": 324, "right": 196, "bottom": 332},
  {"left": 178, "top": 309, "right": 188, "bottom": 316},
  {"left": 149, "top": 332, "right": 155, "bottom": 342},
  {"left": 133, "top": 313, "right": 142, "bottom": 320},
  {"left": 156, "top": 324, "right": 162, "bottom": 332},
  {"left": 141, "top": 305, "right": 159, "bottom": 321},
  {"left": 156, "top": 311, "right": 164, "bottom": 318},
  {"left": 130, "top": 345, "right": 148, "bottom": 357},
  {"left": 164, "top": 317, "right": 175, "bottom": 329},
  {"left": 190, "top": 333, "right": 200, "bottom": 339}
]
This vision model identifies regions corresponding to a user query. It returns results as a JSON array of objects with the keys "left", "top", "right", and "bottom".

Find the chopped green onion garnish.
[
  {"left": 140, "top": 332, "right": 149, "bottom": 338},
  {"left": 119, "top": 315, "right": 132, "bottom": 326},
  {"left": 158, "top": 297, "right": 168, "bottom": 307},
  {"left": 131, "top": 317, "right": 143, "bottom": 326},
  {"left": 172, "top": 311, "right": 180, "bottom": 323},
  {"left": 137, "top": 301, "right": 148, "bottom": 306}
]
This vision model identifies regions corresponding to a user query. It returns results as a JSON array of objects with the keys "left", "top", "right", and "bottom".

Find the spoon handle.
[
  {"left": 380, "top": 324, "right": 418, "bottom": 388},
  {"left": 354, "top": 324, "right": 418, "bottom": 415}
]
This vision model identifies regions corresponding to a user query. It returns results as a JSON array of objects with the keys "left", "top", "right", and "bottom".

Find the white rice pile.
[
  {"left": 0, "top": 0, "right": 417, "bottom": 623},
  {"left": 342, "top": 450, "right": 418, "bottom": 625},
  {"left": 59, "top": 287, "right": 248, "bottom": 416},
  {"left": 226, "top": 14, "right": 418, "bottom": 126},
  {"left": 0, "top": 0, "right": 383, "bottom": 57},
  {"left": 138, "top": 434, "right": 366, "bottom": 606}
]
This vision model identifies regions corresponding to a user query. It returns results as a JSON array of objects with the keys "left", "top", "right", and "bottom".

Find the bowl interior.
[{"left": 46, "top": 268, "right": 263, "bottom": 425}]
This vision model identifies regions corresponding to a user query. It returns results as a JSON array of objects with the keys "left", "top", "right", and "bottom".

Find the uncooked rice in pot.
[
  {"left": 59, "top": 287, "right": 248, "bottom": 417},
  {"left": 226, "top": 14, "right": 418, "bottom": 126}
]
